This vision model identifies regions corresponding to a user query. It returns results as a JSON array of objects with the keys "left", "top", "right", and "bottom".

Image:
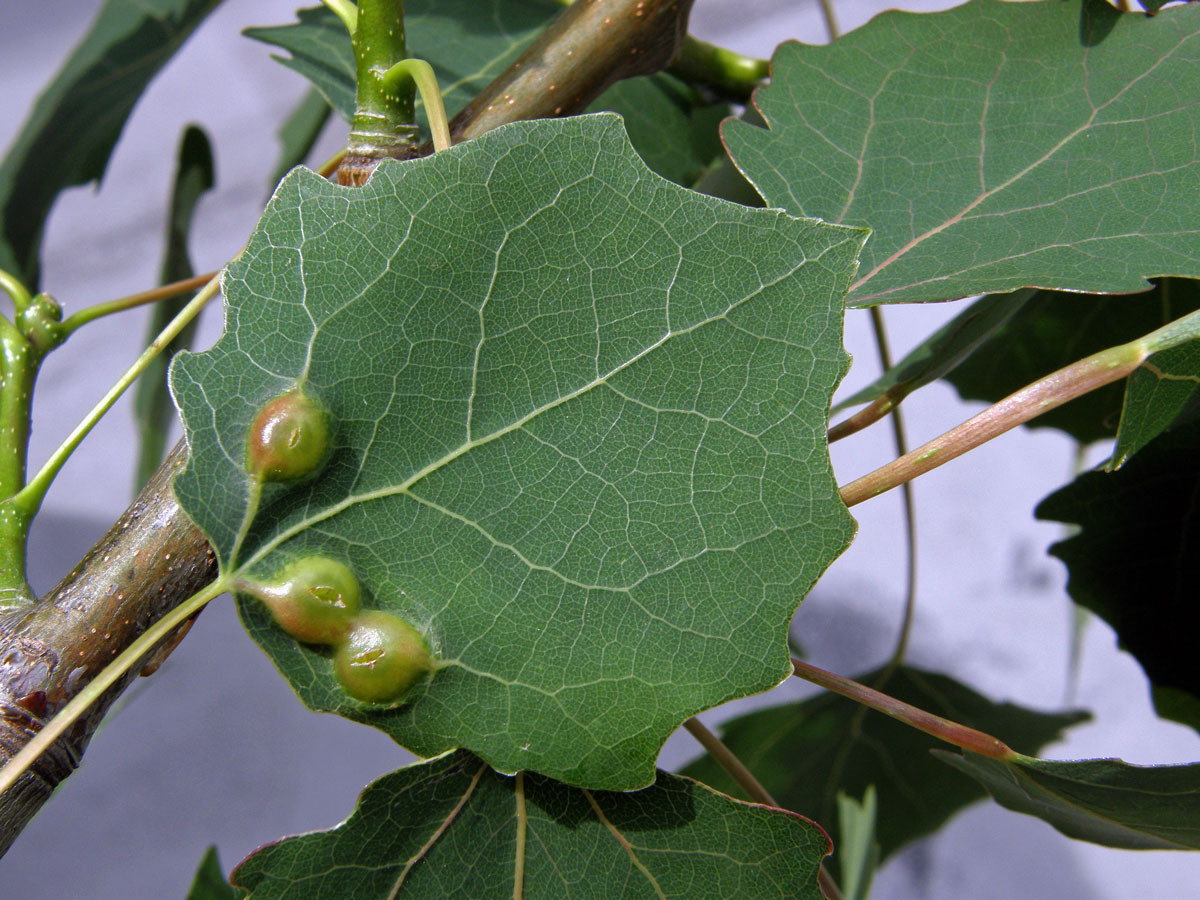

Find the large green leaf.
[
  {"left": 171, "top": 114, "right": 865, "bottom": 790},
  {"left": 0, "top": 0, "right": 223, "bottom": 288},
  {"left": 944, "top": 279, "right": 1200, "bottom": 446},
  {"left": 679, "top": 666, "right": 1085, "bottom": 860},
  {"left": 725, "top": 0, "right": 1200, "bottom": 305},
  {"left": 1037, "top": 417, "right": 1200, "bottom": 732},
  {"left": 232, "top": 751, "right": 829, "bottom": 900},
  {"left": 244, "top": 2, "right": 560, "bottom": 131},
  {"left": 245, "top": 5, "right": 731, "bottom": 187},
  {"left": 937, "top": 752, "right": 1200, "bottom": 850}
]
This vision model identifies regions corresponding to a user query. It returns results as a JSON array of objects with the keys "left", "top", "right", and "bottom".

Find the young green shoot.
[{"left": 10, "top": 274, "right": 222, "bottom": 523}]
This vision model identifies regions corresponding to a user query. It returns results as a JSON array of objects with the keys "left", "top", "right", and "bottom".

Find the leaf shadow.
[{"left": 1079, "top": 0, "right": 1123, "bottom": 48}]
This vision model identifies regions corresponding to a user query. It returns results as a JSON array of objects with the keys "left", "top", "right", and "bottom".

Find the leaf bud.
[
  {"left": 249, "top": 556, "right": 361, "bottom": 645},
  {"left": 334, "top": 610, "right": 434, "bottom": 704},
  {"left": 245, "top": 387, "right": 330, "bottom": 482}
]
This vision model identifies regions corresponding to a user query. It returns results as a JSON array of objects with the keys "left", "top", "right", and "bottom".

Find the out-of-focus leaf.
[
  {"left": 680, "top": 666, "right": 1085, "bottom": 860},
  {"left": 585, "top": 74, "right": 730, "bottom": 186},
  {"left": 269, "top": 88, "right": 333, "bottom": 190},
  {"left": 185, "top": 846, "right": 235, "bottom": 900},
  {"left": 834, "top": 290, "right": 1030, "bottom": 413},
  {"left": 231, "top": 751, "right": 830, "bottom": 899},
  {"left": 133, "top": 124, "right": 214, "bottom": 491},
  {"left": 1037, "top": 417, "right": 1200, "bottom": 732},
  {"left": 244, "top": 2, "right": 561, "bottom": 128},
  {"left": 171, "top": 114, "right": 865, "bottom": 790},
  {"left": 945, "top": 279, "right": 1200, "bottom": 446},
  {"left": 937, "top": 752, "right": 1200, "bottom": 850},
  {"left": 836, "top": 787, "right": 879, "bottom": 900},
  {"left": 0, "top": 0, "right": 223, "bottom": 288},
  {"left": 724, "top": 0, "right": 1200, "bottom": 305}
]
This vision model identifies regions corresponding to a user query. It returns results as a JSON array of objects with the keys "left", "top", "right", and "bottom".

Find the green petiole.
[{"left": 382, "top": 58, "right": 451, "bottom": 152}]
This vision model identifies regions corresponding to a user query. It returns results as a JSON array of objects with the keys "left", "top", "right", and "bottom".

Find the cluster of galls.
[{"left": 243, "top": 388, "right": 435, "bottom": 704}]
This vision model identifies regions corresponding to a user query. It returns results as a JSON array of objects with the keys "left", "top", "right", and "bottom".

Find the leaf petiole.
[
  {"left": 838, "top": 308, "right": 1200, "bottom": 508},
  {"left": 792, "top": 658, "right": 1014, "bottom": 759},
  {"left": 11, "top": 274, "right": 222, "bottom": 521},
  {"left": 321, "top": 0, "right": 357, "bottom": 35},
  {"left": 0, "top": 268, "right": 33, "bottom": 317},
  {"left": 59, "top": 270, "right": 217, "bottom": 336},
  {"left": 0, "top": 576, "right": 230, "bottom": 800},
  {"left": 382, "top": 58, "right": 451, "bottom": 153}
]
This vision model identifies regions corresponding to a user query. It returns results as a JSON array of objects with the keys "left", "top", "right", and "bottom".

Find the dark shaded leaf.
[
  {"left": 0, "top": 0, "right": 223, "bottom": 287},
  {"left": 680, "top": 666, "right": 1085, "bottom": 860},
  {"left": 232, "top": 751, "right": 829, "bottom": 899},
  {"left": 133, "top": 124, "right": 214, "bottom": 491},
  {"left": 937, "top": 752, "right": 1200, "bottom": 850},
  {"left": 724, "top": 0, "right": 1200, "bottom": 305},
  {"left": 1037, "top": 417, "right": 1200, "bottom": 732},
  {"left": 171, "top": 115, "right": 865, "bottom": 789}
]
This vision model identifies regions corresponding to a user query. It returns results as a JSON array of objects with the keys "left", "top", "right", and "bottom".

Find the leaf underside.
[
  {"left": 172, "top": 114, "right": 864, "bottom": 790},
  {"left": 726, "top": 0, "right": 1200, "bottom": 305},
  {"left": 680, "top": 665, "right": 1086, "bottom": 860},
  {"left": 937, "top": 751, "right": 1200, "bottom": 850},
  {"left": 231, "top": 751, "right": 829, "bottom": 900}
]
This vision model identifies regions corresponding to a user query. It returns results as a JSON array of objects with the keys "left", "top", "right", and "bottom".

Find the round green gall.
[
  {"left": 252, "top": 556, "right": 361, "bottom": 645},
  {"left": 334, "top": 611, "right": 434, "bottom": 704},
  {"left": 245, "top": 388, "right": 330, "bottom": 482}
]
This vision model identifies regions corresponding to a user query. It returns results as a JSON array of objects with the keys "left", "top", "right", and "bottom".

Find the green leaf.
[
  {"left": 834, "top": 289, "right": 1031, "bottom": 414},
  {"left": 244, "top": 2, "right": 561, "bottom": 127},
  {"left": 1111, "top": 282, "right": 1200, "bottom": 466},
  {"left": 724, "top": 0, "right": 1200, "bottom": 305},
  {"left": 171, "top": 114, "right": 865, "bottom": 790},
  {"left": 0, "top": 0, "right": 223, "bottom": 288},
  {"left": 186, "top": 846, "right": 235, "bottom": 900},
  {"left": 585, "top": 74, "right": 731, "bottom": 186},
  {"left": 680, "top": 665, "right": 1086, "bottom": 860},
  {"left": 133, "top": 123, "right": 215, "bottom": 491},
  {"left": 936, "top": 752, "right": 1200, "bottom": 850},
  {"left": 944, "top": 279, "right": 1200, "bottom": 446},
  {"left": 1037, "top": 417, "right": 1200, "bottom": 732},
  {"left": 835, "top": 787, "right": 879, "bottom": 900},
  {"left": 232, "top": 751, "right": 829, "bottom": 900},
  {"left": 269, "top": 88, "right": 334, "bottom": 190}
]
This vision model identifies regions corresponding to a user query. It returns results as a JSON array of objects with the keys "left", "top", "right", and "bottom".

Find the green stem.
[
  {"left": 838, "top": 308, "right": 1200, "bottom": 508},
  {"left": 669, "top": 36, "right": 769, "bottom": 100},
  {"left": 347, "top": 0, "right": 418, "bottom": 161},
  {"left": 382, "top": 58, "right": 451, "bottom": 152},
  {"left": 0, "top": 576, "right": 229, "bottom": 799},
  {"left": 792, "top": 658, "right": 1013, "bottom": 759},
  {"left": 321, "top": 0, "right": 357, "bottom": 34},
  {"left": 0, "top": 269, "right": 32, "bottom": 316},
  {"left": 11, "top": 275, "right": 221, "bottom": 522},
  {"left": 59, "top": 271, "right": 215, "bottom": 336}
]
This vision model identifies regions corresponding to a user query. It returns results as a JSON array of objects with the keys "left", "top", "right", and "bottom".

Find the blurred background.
[{"left": 0, "top": 0, "right": 1198, "bottom": 897}]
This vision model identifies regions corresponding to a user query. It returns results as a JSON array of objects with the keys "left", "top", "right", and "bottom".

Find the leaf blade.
[
  {"left": 171, "top": 114, "right": 865, "bottom": 789},
  {"left": 231, "top": 751, "right": 830, "bottom": 900},
  {"left": 936, "top": 752, "right": 1200, "bottom": 850},
  {"left": 725, "top": 0, "right": 1200, "bottom": 305}
]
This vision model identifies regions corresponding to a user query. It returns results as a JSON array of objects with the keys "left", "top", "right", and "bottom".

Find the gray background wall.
[{"left": 1, "top": 0, "right": 1198, "bottom": 897}]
